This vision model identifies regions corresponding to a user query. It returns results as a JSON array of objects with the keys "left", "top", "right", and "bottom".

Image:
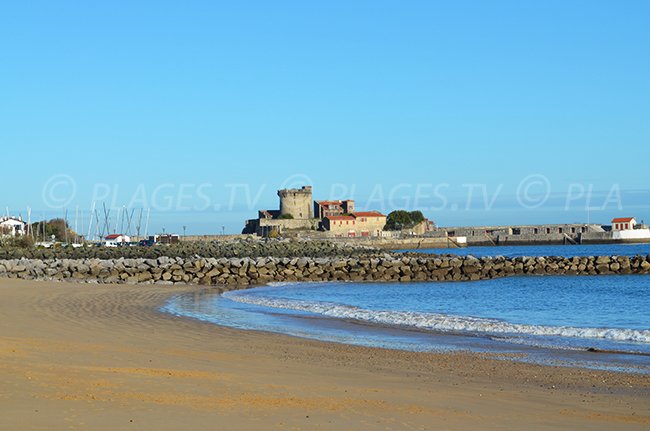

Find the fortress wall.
[
  {"left": 259, "top": 219, "right": 319, "bottom": 230},
  {"left": 429, "top": 224, "right": 607, "bottom": 245}
]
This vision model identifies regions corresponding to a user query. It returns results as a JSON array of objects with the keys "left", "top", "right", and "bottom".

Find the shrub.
[
  {"left": 384, "top": 210, "right": 426, "bottom": 231},
  {"left": 0, "top": 235, "right": 35, "bottom": 248}
]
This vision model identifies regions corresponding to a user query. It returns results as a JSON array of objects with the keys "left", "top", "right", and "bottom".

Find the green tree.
[
  {"left": 384, "top": 210, "right": 426, "bottom": 231},
  {"left": 30, "top": 218, "right": 82, "bottom": 242},
  {"left": 410, "top": 210, "right": 425, "bottom": 225},
  {"left": 384, "top": 210, "right": 411, "bottom": 230}
]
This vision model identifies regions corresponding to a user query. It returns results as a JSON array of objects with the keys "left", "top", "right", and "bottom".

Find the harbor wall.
[
  {"left": 1, "top": 254, "right": 649, "bottom": 286},
  {"left": 428, "top": 224, "right": 650, "bottom": 246},
  {"left": 613, "top": 229, "right": 650, "bottom": 241},
  {"left": 328, "top": 236, "right": 466, "bottom": 250}
]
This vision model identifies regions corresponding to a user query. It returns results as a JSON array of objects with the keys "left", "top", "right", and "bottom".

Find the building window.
[
  {"left": 546, "top": 228, "right": 551, "bottom": 234},
  {"left": 534, "top": 228, "right": 539, "bottom": 234},
  {"left": 559, "top": 228, "right": 563, "bottom": 234},
  {"left": 625, "top": 223, "right": 629, "bottom": 229}
]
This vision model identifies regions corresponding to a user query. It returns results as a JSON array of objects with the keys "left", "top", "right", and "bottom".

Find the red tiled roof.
[
  {"left": 326, "top": 215, "right": 355, "bottom": 221},
  {"left": 317, "top": 200, "right": 343, "bottom": 206},
  {"left": 611, "top": 217, "right": 635, "bottom": 223},
  {"left": 105, "top": 234, "right": 125, "bottom": 239},
  {"left": 352, "top": 211, "right": 385, "bottom": 218}
]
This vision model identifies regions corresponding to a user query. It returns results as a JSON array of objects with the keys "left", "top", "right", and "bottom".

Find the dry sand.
[{"left": 0, "top": 278, "right": 648, "bottom": 430}]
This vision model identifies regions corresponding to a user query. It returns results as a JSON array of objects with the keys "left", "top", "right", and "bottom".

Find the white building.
[
  {"left": 611, "top": 217, "right": 636, "bottom": 231},
  {"left": 0, "top": 216, "right": 27, "bottom": 237},
  {"left": 611, "top": 217, "right": 650, "bottom": 241},
  {"left": 104, "top": 234, "right": 131, "bottom": 247}
]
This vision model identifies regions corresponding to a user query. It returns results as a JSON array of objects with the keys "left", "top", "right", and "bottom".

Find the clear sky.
[{"left": 1, "top": 1, "right": 649, "bottom": 235}]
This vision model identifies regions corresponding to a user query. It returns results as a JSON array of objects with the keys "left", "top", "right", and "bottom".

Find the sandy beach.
[{"left": 0, "top": 278, "right": 648, "bottom": 430}]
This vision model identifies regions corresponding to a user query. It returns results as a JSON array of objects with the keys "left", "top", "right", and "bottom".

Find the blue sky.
[{"left": 1, "top": 1, "right": 649, "bottom": 234}]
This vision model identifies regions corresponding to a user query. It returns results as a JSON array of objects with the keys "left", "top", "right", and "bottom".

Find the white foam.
[{"left": 222, "top": 291, "right": 650, "bottom": 344}]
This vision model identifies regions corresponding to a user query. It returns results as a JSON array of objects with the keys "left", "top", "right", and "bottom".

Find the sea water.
[
  {"left": 401, "top": 242, "right": 650, "bottom": 258},
  {"left": 162, "top": 246, "right": 650, "bottom": 374}
]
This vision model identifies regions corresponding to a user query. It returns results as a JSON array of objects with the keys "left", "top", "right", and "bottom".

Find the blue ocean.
[
  {"left": 162, "top": 244, "right": 650, "bottom": 374},
  {"left": 402, "top": 242, "right": 650, "bottom": 258}
]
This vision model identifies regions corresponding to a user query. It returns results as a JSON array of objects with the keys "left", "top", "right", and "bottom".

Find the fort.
[
  {"left": 241, "top": 185, "right": 650, "bottom": 247},
  {"left": 243, "top": 186, "right": 321, "bottom": 236},
  {"left": 243, "top": 186, "right": 387, "bottom": 238},
  {"left": 278, "top": 186, "right": 313, "bottom": 219}
]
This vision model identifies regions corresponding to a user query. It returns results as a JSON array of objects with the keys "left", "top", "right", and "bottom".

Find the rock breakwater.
[
  {"left": 0, "top": 239, "right": 381, "bottom": 260},
  {"left": 1, "top": 254, "right": 649, "bottom": 286}
]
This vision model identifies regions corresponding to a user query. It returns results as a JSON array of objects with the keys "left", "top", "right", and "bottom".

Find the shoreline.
[
  {"left": 171, "top": 278, "right": 650, "bottom": 375},
  {"left": 1, "top": 278, "right": 648, "bottom": 430}
]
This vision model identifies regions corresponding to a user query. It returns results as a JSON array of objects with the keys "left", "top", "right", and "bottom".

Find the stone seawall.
[{"left": 1, "top": 254, "right": 649, "bottom": 286}]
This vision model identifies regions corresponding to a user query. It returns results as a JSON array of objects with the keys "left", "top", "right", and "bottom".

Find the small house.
[
  {"left": 104, "top": 234, "right": 130, "bottom": 247},
  {"left": 0, "top": 216, "right": 27, "bottom": 237},
  {"left": 611, "top": 217, "right": 636, "bottom": 231}
]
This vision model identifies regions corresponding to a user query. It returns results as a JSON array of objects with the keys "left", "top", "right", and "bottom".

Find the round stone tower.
[{"left": 278, "top": 186, "right": 313, "bottom": 219}]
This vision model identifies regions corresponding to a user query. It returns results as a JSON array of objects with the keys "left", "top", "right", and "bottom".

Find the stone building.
[
  {"left": 278, "top": 186, "right": 313, "bottom": 219},
  {"left": 243, "top": 185, "right": 387, "bottom": 238},
  {"left": 314, "top": 200, "right": 355, "bottom": 219},
  {"left": 323, "top": 211, "right": 386, "bottom": 237},
  {"left": 243, "top": 186, "right": 318, "bottom": 236},
  {"left": 322, "top": 215, "right": 355, "bottom": 237}
]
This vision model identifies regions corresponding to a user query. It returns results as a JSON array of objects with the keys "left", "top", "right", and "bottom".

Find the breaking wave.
[{"left": 222, "top": 291, "right": 650, "bottom": 344}]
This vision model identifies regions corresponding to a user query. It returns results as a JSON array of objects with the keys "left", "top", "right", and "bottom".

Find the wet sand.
[{"left": 0, "top": 279, "right": 648, "bottom": 430}]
